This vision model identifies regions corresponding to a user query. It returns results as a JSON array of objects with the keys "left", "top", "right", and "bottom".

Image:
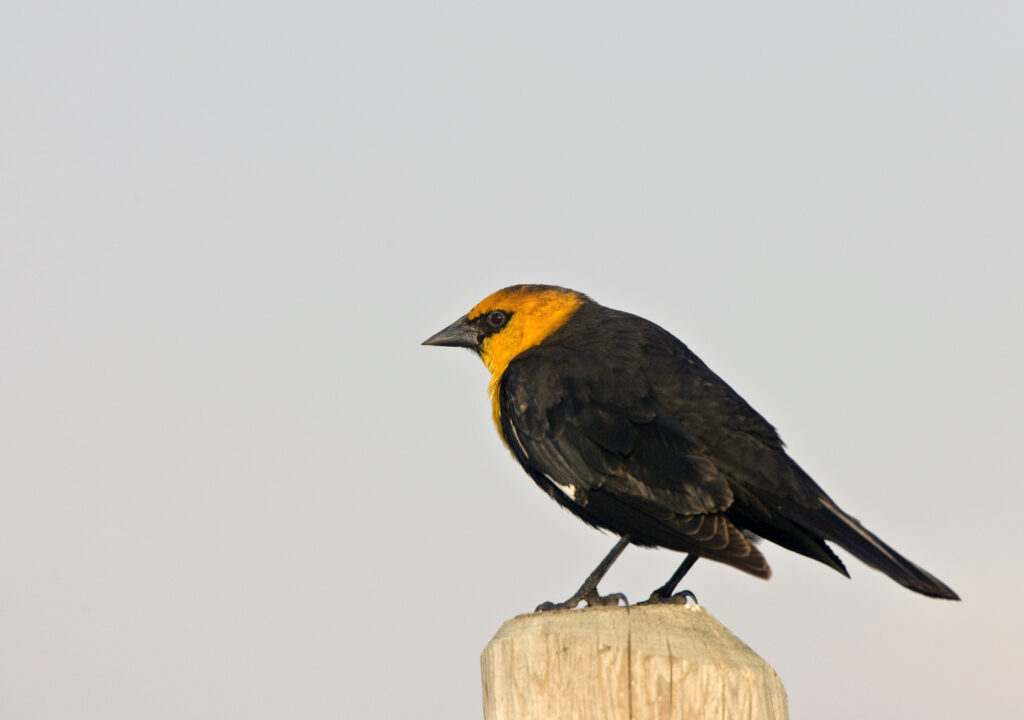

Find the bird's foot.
[
  {"left": 640, "top": 588, "right": 699, "bottom": 606},
  {"left": 535, "top": 589, "right": 629, "bottom": 612}
]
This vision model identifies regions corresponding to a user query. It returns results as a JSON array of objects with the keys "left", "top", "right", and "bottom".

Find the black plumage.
[{"left": 424, "top": 285, "right": 959, "bottom": 602}]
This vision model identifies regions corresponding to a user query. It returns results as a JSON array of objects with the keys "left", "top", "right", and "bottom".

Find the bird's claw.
[
  {"left": 640, "top": 588, "right": 699, "bottom": 606},
  {"left": 535, "top": 590, "right": 629, "bottom": 612},
  {"left": 534, "top": 600, "right": 561, "bottom": 612},
  {"left": 588, "top": 591, "right": 629, "bottom": 607}
]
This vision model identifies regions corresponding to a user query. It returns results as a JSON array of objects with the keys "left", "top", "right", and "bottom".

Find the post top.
[
  {"left": 481, "top": 604, "right": 789, "bottom": 720},
  {"left": 488, "top": 604, "right": 772, "bottom": 670}
]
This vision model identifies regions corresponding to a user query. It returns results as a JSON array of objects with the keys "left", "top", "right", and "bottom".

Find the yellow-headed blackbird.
[{"left": 424, "top": 285, "right": 959, "bottom": 607}]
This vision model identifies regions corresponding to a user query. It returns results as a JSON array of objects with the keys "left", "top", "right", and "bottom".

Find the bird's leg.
[
  {"left": 535, "top": 536, "right": 631, "bottom": 612},
  {"left": 643, "top": 554, "right": 700, "bottom": 605}
]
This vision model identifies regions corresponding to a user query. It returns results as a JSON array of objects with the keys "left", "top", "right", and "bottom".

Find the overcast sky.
[{"left": 2, "top": 2, "right": 1022, "bottom": 719}]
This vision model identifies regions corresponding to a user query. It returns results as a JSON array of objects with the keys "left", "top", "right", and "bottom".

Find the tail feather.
[{"left": 804, "top": 497, "right": 960, "bottom": 600}]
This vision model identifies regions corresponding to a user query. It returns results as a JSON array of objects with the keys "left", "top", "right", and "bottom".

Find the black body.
[{"left": 497, "top": 300, "right": 958, "bottom": 599}]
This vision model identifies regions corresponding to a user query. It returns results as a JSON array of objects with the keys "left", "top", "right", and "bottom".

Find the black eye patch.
[{"left": 474, "top": 309, "right": 512, "bottom": 338}]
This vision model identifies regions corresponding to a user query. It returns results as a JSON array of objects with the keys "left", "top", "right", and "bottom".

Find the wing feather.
[{"left": 500, "top": 349, "right": 769, "bottom": 577}]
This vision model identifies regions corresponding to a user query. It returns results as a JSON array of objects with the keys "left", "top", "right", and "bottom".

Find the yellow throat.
[{"left": 466, "top": 285, "right": 584, "bottom": 431}]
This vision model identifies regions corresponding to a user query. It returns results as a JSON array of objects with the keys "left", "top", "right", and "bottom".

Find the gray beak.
[{"left": 422, "top": 314, "right": 479, "bottom": 349}]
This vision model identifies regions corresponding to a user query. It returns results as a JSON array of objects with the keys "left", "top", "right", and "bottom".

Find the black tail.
[{"left": 799, "top": 497, "right": 960, "bottom": 600}]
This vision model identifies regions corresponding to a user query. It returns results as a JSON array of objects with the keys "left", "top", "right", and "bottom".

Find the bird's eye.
[{"left": 487, "top": 310, "right": 508, "bottom": 328}]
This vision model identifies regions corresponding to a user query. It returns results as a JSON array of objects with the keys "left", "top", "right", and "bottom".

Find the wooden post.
[{"left": 481, "top": 604, "right": 788, "bottom": 720}]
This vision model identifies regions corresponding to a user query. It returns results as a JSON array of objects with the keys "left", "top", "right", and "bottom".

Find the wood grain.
[{"left": 481, "top": 604, "right": 787, "bottom": 720}]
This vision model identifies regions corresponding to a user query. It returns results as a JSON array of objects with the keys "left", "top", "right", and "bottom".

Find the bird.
[{"left": 423, "top": 284, "right": 959, "bottom": 608}]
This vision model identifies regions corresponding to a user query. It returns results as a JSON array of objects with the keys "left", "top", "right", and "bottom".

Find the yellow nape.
[{"left": 468, "top": 284, "right": 585, "bottom": 427}]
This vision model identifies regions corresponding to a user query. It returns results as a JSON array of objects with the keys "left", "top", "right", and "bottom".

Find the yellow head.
[
  {"left": 423, "top": 284, "right": 587, "bottom": 424},
  {"left": 467, "top": 285, "right": 584, "bottom": 376}
]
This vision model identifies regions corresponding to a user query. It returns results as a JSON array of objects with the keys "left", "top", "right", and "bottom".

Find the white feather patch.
[{"left": 545, "top": 473, "right": 578, "bottom": 501}]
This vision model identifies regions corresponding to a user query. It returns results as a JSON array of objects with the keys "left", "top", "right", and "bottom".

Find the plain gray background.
[{"left": 3, "top": 2, "right": 1022, "bottom": 718}]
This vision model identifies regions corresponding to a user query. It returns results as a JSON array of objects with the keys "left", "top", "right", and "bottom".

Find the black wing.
[{"left": 499, "top": 346, "right": 769, "bottom": 577}]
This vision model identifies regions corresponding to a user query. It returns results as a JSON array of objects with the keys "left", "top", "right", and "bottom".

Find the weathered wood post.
[{"left": 481, "top": 604, "right": 788, "bottom": 720}]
